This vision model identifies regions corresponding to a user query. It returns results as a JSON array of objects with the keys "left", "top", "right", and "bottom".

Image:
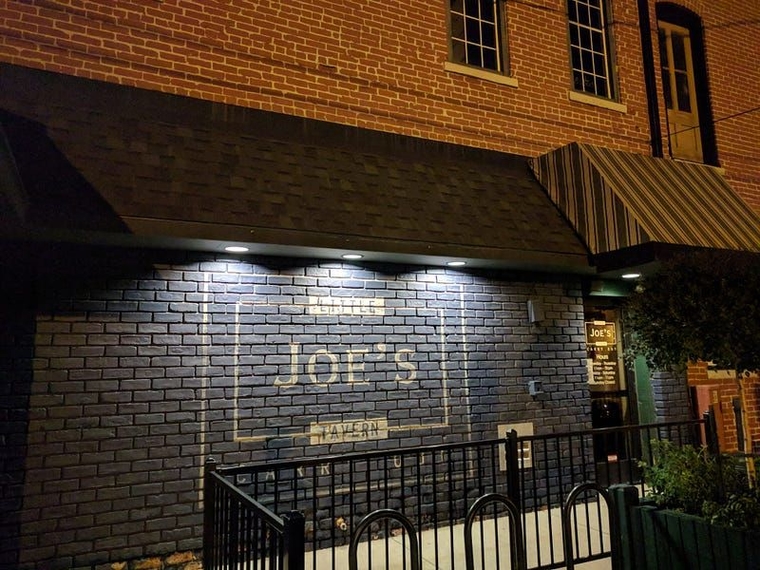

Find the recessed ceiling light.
[
  {"left": 224, "top": 246, "right": 250, "bottom": 253},
  {"left": 447, "top": 261, "right": 466, "bottom": 267},
  {"left": 342, "top": 254, "right": 363, "bottom": 260},
  {"left": 622, "top": 272, "right": 641, "bottom": 279}
]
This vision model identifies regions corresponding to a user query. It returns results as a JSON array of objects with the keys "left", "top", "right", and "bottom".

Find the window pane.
[
  {"left": 465, "top": 0, "right": 479, "bottom": 16},
  {"left": 571, "top": 47, "right": 582, "bottom": 70},
  {"left": 568, "top": 1, "right": 578, "bottom": 22},
  {"left": 582, "top": 49, "right": 593, "bottom": 71},
  {"left": 569, "top": 23, "right": 579, "bottom": 46},
  {"left": 578, "top": 4, "right": 590, "bottom": 26},
  {"left": 466, "top": 17, "right": 481, "bottom": 43},
  {"left": 592, "top": 30, "right": 605, "bottom": 52},
  {"left": 451, "top": 13, "right": 465, "bottom": 41},
  {"left": 482, "top": 47, "right": 498, "bottom": 70},
  {"left": 672, "top": 33, "right": 687, "bottom": 72},
  {"left": 593, "top": 53, "right": 605, "bottom": 75},
  {"left": 590, "top": 6, "right": 602, "bottom": 29},
  {"left": 451, "top": 0, "right": 465, "bottom": 14},
  {"left": 481, "top": 22, "right": 496, "bottom": 48},
  {"left": 573, "top": 70, "right": 584, "bottom": 90},
  {"left": 583, "top": 72, "right": 595, "bottom": 92},
  {"left": 595, "top": 76, "right": 608, "bottom": 97},
  {"left": 580, "top": 27, "right": 592, "bottom": 49},
  {"left": 467, "top": 43, "right": 482, "bottom": 66},
  {"left": 452, "top": 39, "right": 466, "bottom": 64},
  {"left": 676, "top": 72, "right": 691, "bottom": 112},
  {"left": 480, "top": 0, "right": 496, "bottom": 23}
]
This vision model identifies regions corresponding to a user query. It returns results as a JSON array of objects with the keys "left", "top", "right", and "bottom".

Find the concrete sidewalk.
[{"left": 306, "top": 501, "right": 611, "bottom": 569}]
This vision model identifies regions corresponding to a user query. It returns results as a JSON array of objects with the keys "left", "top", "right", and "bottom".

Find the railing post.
[
  {"left": 505, "top": 430, "right": 521, "bottom": 508},
  {"left": 203, "top": 457, "right": 217, "bottom": 570},
  {"left": 282, "top": 511, "right": 305, "bottom": 570}
]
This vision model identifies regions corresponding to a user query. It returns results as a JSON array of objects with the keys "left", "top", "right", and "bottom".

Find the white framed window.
[
  {"left": 449, "top": 0, "right": 507, "bottom": 73},
  {"left": 567, "top": 0, "right": 615, "bottom": 99}
]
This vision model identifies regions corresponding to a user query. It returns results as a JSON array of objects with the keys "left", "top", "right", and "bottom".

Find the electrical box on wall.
[
  {"left": 528, "top": 380, "right": 543, "bottom": 397},
  {"left": 527, "top": 299, "right": 544, "bottom": 323}
]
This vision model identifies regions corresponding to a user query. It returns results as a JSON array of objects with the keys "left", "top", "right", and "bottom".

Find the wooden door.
[{"left": 658, "top": 21, "right": 703, "bottom": 162}]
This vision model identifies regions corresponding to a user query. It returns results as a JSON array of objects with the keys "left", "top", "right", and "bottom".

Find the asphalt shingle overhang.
[{"left": 0, "top": 64, "right": 591, "bottom": 274}]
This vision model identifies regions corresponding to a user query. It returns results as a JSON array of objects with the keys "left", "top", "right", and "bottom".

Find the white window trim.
[
  {"left": 444, "top": 61, "right": 518, "bottom": 88},
  {"left": 568, "top": 90, "right": 627, "bottom": 113}
]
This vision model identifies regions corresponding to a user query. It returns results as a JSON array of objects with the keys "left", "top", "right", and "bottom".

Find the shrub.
[{"left": 640, "top": 440, "right": 760, "bottom": 529}]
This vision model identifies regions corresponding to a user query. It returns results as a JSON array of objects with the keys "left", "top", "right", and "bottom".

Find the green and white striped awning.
[{"left": 529, "top": 142, "right": 760, "bottom": 255}]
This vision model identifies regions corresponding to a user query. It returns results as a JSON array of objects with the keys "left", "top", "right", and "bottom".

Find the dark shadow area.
[
  {"left": 0, "top": 241, "right": 188, "bottom": 567},
  {"left": 0, "top": 244, "right": 35, "bottom": 569},
  {"left": 0, "top": 109, "right": 128, "bottom": 232}
]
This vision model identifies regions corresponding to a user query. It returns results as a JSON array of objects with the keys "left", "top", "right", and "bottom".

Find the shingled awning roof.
[
  {"left": 0, "top": 64, "right": 590, "bottom": 273},
  {"left": 530, "top": 142, "right": 760, "bottom": 256}
]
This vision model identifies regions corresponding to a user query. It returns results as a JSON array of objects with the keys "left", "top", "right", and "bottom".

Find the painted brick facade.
[
  {"left": 0, "top": 0, "right": 758, "bottom": 208},
  {"left": 4, "top": 246, "right": 590, "bottom": 568}
]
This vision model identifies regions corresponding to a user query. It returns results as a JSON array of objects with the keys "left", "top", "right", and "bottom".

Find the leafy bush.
[{"left": 640, "top": 440, "right": 760, "bottom": 529}]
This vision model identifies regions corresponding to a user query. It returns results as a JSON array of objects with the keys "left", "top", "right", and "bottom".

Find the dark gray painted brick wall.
[
  {"left": 650, "top": 370, "right": 691, "bottom": 423},
  {"left": 7, "top": 250, "right": 590, "bottom": 569}
]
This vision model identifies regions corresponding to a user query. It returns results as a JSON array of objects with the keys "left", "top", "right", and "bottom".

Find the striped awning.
[{"left": 529, "top": 142, "right": 760, "bottom": 255}]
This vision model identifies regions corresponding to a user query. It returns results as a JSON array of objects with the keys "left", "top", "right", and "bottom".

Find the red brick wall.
[
  {"left": 0, "top": 0, "right": 757, "bottom": 206},
  {"left": 0, "top": 1, "right": 650, "bottom": 153},
  {"left": 688, "top": 362, "right": 760, "bottom": 453}
]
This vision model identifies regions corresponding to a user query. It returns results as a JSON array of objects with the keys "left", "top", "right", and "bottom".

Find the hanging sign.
[{"left": 585, "top": 320, "right": 619, "bottom": 387}]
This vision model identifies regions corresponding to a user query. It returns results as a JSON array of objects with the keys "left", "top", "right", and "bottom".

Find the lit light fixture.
[
  {"left": 447, "top": 261, "right": 466, "bottom": 267},
  {"left": 224, "top": 246, "right": 250, "bottom": 253},
  {"left": 341, "top": 254, "right": 363, "bottom": 260},
  {"left": 621, "top": 272, "right": 641, "bottom": 280}
]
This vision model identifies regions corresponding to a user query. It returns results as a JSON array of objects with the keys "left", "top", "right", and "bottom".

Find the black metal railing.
[
  {"left": 216, "top": 438, "right": 508, "bottom": 569},
  {"left": 204, "top": 458, "right": 305, "bottom": 570},
  {"left": 505, "top": 419, "right": 705, "bottom": 569},
  {"left": 204, "top": 419, "right": 706, "bottom": 570}
]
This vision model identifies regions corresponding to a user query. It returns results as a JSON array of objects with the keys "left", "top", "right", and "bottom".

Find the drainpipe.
[{"left": 637, "top": 0, "right": 664, "bottom": 158}]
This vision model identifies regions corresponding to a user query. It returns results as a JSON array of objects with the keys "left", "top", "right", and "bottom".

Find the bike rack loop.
[
  {"left": 562, "top": 482, "right": 620, "bottom": 570},
  {"left": 464, "top": 492, "right": 526, "bottom": 570},
  {"left": 348, "top": 508, "right": 420, "bottom": 570}
]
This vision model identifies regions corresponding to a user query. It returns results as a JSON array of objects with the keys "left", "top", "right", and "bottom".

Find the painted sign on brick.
[{"left": 225, "top": 277, "right": 465, "bottom": 444}]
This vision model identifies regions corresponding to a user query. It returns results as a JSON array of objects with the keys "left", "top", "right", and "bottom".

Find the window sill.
[
  {"left": 444, "top": 62, "right": 518, "bottom": 88},
  {"left": 568, "top": 90, "right": 627, "bottom": 113}
]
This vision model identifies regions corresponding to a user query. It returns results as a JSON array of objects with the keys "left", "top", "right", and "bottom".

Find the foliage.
[
  {"left": 624, "top": 250, "right": 760, "bottom": 374},
  {"left": 640, "top": 440, "right": 760, "bottom": 529}
]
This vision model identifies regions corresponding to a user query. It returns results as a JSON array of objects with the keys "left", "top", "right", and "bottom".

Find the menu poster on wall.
[{"left": 585, "top": 320, "right": 619, "bottom": 387}]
